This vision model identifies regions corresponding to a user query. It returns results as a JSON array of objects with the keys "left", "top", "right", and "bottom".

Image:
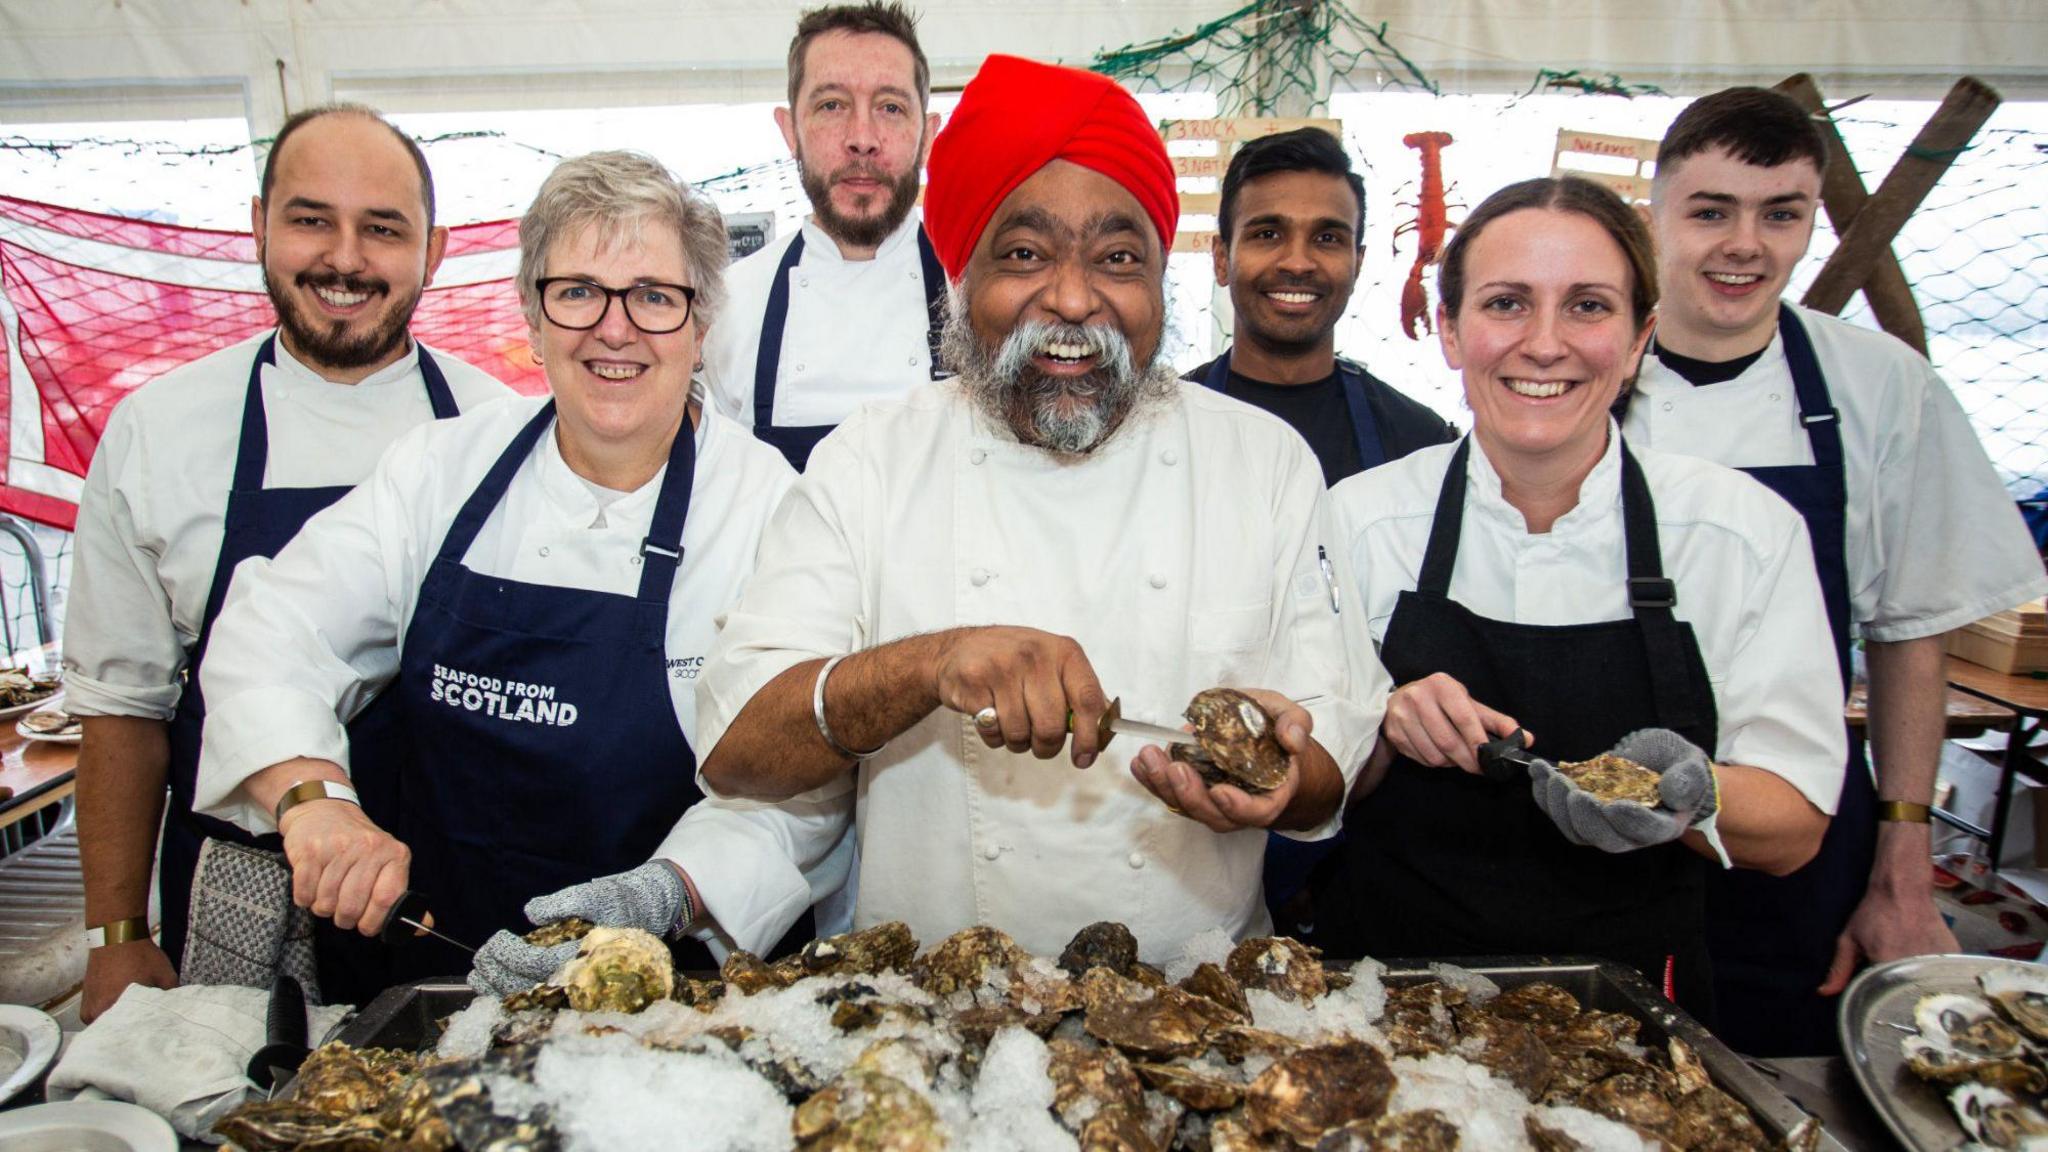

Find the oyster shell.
[
  {"left": 792, "top": 1068, "right": 944, "bottom": 1151},
  {"left": 1313, "top": 1109, "right": 1462, "bottom": 1152},
  {"left": 1048, "top": 1036, "right": 1146, "bottom": 1131},
  {"left": 800, "top": 920, "right": 918, "bottom": 978},
  {"left": 1557, "top": 754, "right": 1662, "bottom": 805},
  {"left": 1244, "top": 1039, "right": 1396, "bottom": 1144},
  {"left": 552, "top": 926, "right": 674, "bottom": 1013},
  {"left": 1984, "top": 966, "right": 2048, "bottom": 1043},
  {"left": 1901, "top": 1035, "right": 2046, "bottom": 1093},
  {"left": 1134, "top": 1060, "right": 1246, "bottom": 1111},
  {"left": 1081, "top": 969, "right": 1230, "bottom": 1060},
  {"left": 522, "top": 917, "right": 595, "bottom": 949},
  {"left": 1171, "top": 689, "right": 1290, "bottom": 794},
  {"left": 1061, "top": 920, "right": 1142, "bottom": 978},
  {"left": 722, "top": 948, "right": 801, "bottom": 995},
  {"left": 1179, "top": 962, "right": 1252, "bottom": 1021},
  {"left": 914, "top": 924, "right": 1032, "bottom": 996},
  {"left": 1226, "top": 936, "right": 1329, "bottom": 1003},
  {"left": 1915, "top": 991, "right": 2029, "bottom": 1059},
  {"left": 1451, "top": 1005, "right": 1552, "bottom": 1099},
  {"left": 1951, "top": 1083, "right": 2048, "bottom": 1151},
  {"left": 289, "top": 1043, "right": 418, "bottom": 1117},
  {"left": 1575, "top": 1072, "right": 1678, "bottom": 1140}
]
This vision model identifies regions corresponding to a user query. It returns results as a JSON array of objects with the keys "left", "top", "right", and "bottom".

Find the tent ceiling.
[{"left": 1, "top": 0, "right": 2043, "bottom": 131}]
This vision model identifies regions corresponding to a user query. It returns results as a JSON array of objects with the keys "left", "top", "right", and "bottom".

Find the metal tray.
[
  {"left": 324, "top": 956, "right": 1840, "bottom": 1150},
  {"left": 1839, "top": 953, "right": 2048, "bottom": 1151}
]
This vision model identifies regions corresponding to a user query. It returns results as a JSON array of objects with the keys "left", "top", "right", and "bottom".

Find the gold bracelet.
[
  {"left": 273, "top": 779, "right": 362, "bottom": 826},
  {"left": 1877, "top": 800, "right": 1933, "bottom": 824},
  {"left": 84, "top": 916, "right": 150, "bottom": 948}
]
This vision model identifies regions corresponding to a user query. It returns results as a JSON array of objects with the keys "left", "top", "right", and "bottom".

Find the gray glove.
[
  {"left": 1527, "top": 728, "right": 1719, "bottom": 854},
  {"left": 466, "top": 861, "right": 688, "bottom": 997}
]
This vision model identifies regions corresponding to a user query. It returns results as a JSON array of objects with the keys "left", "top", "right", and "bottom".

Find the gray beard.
[{"left": 939, "top": 293, "right": 1180, "bottom": 455}]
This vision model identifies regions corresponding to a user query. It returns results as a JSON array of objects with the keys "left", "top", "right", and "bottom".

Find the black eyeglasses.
[{"left": 535, "top": 278, "right": 697, "bottom": 334}]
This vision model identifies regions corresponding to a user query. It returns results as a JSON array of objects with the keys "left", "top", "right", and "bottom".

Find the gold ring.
[
  {"left": 973, "top": 706, "right": 999, "bottom": 729},
  {"left": 1165, "top": 804, "right": 1184, "bottom": 816}
]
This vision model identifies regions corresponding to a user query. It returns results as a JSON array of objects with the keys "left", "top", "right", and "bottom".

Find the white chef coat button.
[
  {"left": 909, "top": 356, "right": 920, "bottom": 366},
  {"left": 971, "top": 568, "right": 991, "bottom": 587},
  {"left": 1662, "top": 401, "right": 1674, "bottom": 412},
  {"left": 1769, "top": 393, "right": 1781, "bottom": 402},
  {"left": 630, "top": 555, "right": 642, "bottom": 566},
  {"left": 539, "top": 545, "right": 551, "bottom": 558},
  {"left": 795, "top": 363, "right": 806, "bottom": 373},
  {"left": 799, "top": 277, "right": 810, "bottom": 288},
  {"left": 982, "top": 844, "right": 1001, "bottom": 861},
  {"left": 1127, "top": 852, "right": 1145, "bottom": 869},
  {"left": 1148, "top": 573, "right": 1167, "bottom": 589},
  {"left": 1160, "top": 449, "right": 1178, "bottom": 466},
  {"left": 970, "top": 448, "right": 988, "bottom": 465}
]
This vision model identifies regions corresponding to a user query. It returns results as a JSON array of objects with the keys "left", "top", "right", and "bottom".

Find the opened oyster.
[
  {"left": 1227, "top": 936, "right": 1329, "bottom": 1003},
  {"left": 1171, "top": 688, "right": 1289, "bottom": 793},
  {"left": 1951, "top": 1083, "right": 2048, "bottom": 1151},
  {"left": 1984, "top": 967, "right": 2048, "bottom": 1043},
  {"left": 552, "top": 926, "right": 674, "bottom": 1013},
  {"left": 1557, "top": 754, "right": 1661, "bottom": 806}
]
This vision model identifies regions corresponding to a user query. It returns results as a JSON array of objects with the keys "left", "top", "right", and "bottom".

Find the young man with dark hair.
[
  {"left": 701, "top": 1, "right": 945, "bottom": 470},
  {"left": 1622, "top": 86, "right": 2045, "bottom": 1055},
  {"left": 67, "top": 104, "right": 509, "bottom": 1019},
  {"left": 1191, "top": 128, "right": 1453, "bottom": 488}
]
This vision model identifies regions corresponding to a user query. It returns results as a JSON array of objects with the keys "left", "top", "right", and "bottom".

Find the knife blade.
[
  {"left": 1069, "top": 698, "right": 1201, "bottom": 749},
  {"left": 379, "top": 889, "right": 478, "bottom": 955}
]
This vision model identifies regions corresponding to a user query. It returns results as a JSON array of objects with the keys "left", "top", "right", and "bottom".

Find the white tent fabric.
[{"left": 0, "top": 0, "right": 2043, "bottom": 133}]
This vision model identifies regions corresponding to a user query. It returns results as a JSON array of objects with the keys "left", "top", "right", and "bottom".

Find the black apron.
[
  {"left": 162, "top": 335, "right": 460, "bottom": 1003},
  {"left": 1695, "top": 305, "right": 1871, "bottom": 1057},
  {"left": 382, "top": 402, "right": 718, "bottom": 980},
  {"left": 753, "top": 226, "right": 946, "bottom": 471},
  {"left": 1310, "top": 437, "right": 1723, "bottom": 1021}
]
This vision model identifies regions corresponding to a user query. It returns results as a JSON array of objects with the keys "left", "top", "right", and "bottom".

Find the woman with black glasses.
[{"left": 189, "top": 151, "right": 836, "bottom": 993}]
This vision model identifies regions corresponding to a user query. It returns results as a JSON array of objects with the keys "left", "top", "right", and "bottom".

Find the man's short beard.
[
  {"left": 940, "top": 288, "right": 1181, "bottom": 455},
  {"left": 264, "top": 266, "right": 419, "bottom": 371},
  {"left": 799, "top": 150, "right": 922, "bottom": 251}
]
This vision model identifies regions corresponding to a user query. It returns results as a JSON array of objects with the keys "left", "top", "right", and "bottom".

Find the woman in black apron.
[
  {"left": 193, "top": 151, "right": 820, "bottom": 993},
  {"left": 1310, "top": 178, "right": 1842, "bottom": 1023}
]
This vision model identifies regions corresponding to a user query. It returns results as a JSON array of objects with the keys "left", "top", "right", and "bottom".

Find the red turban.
[{"left": 924, "top": 55, "right": 1177, "bottom": 280}]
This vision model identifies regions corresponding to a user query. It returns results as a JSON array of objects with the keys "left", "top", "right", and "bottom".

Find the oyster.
[
  {"left": 1484, "top": 982, "right": 1581, "bottom": 1032},
  {"left": 1226, "top": 936, "right": 1329, "bottom": 1003},
  {"left": 1951, "top": 1083, "right": 2048, "bottom": 1151},
  {"left": 1575, "top": 1072, "right": 1678, "bottom": 1140},
  {"left": 1170, "top": 688, "right": 1290, "bottom": 793},
  {"left": 723, "top": 949, "right": 801, "bottom": 995},
  {"left": 1313, "top": 1109, "right": 1462, "bottom": 1151},
  {"left": 1208, "top": 1023, "right": 1303, "bottom": 1065},
  {"left": 1080, "top": 1104, "right": 1167, "bottom": 1152},
  {"left": 1381, "top": 984, "right": 1460, "bottom": 1058},
  {"left": 800, "top": 921, "right": 918, "bottom": 978},
  {"left": 1061, "top": 920, "right": 1142, "bottom": 978},
  {"left": 1179, "top": 962, "right": 1252, "bottom": 1021},
  {"left": 1081, "top": 969, "right": 1229, "bottom": 1060},
  {"left": 1983, "top": 966, "right": 2048, "bottom": 1043},
  {"left": 792, "top": 1068, "right": 944, "bottom": 1151},
  {"left": 1915, "top": 992, "right": 2029, "bottom": 1059},
  {"left": 1901, "top": 1035, "right": 2047, "bottom": 1093},
  {"left": 1451, "top": 1005, "right": 1552, "bottom": 1099},
  {"left": 290, "top": 1043, "right": 418, "bottom": 1117},
  {"left": 1134, "top": 1060, "right": 1246, "bottom": 1111},
  {"left": 1668, "top": 1081, "right": 1770, "bottom": 1151},
  {"left": 1244, "top": 1039, "right": 1396, "bottom": 1144},
  {"left": 914, "top": 925, "right": 1032, "bottom": 996},
  {"left": 552, "top": 926, "right": 674, "bottom": 1013},
  {"left": 1557, "top": 754, "right": 1662, "bottom": 806},
  {"left": 19, "top": 708, "right": 77, "bottom": 736},
  {"left": 1048, "top": 1036, "right": 1146, "bottom": 1131},
  {"left": 522, "top": 917, "right": 595, "bottom": 949}
]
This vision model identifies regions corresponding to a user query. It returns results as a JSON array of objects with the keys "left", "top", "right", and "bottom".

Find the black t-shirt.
[
  {"left": 1653, "top": 340, "right": 1768, "bottom": 386},
  {"left": 1186, "top": 355, "right": 1458, "bottom": 486}
]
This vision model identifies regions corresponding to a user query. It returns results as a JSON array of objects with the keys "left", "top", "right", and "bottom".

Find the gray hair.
[{"left": 516, "top": 150, "right": 729, "bottom": 334}]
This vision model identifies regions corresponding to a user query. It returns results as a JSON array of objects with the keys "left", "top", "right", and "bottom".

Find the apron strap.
[
  {"left": 418, "top": 347, "right": 461, "bottom": 419},
  {"left": 634, "top": 414, "right": 698, "bottom": 604},
  {"left": 752, "top": 234, "right": 808, "bottom": 433},
  {"left": 1618, "top": 440, "right": 1713, "bottom": 736},
  {"left": 1775, "top": 304, "right": 1847, "bottom": 481},
  {"left": 1415, "top": 437, "right": 1474, "bottom": 598},
  {"left": 434, "top": 401, "right": 557, "bottom": 568},
  {"left": 228, "top": 335, "right": 283, "bottom": 494},
  {"left": 1200, "top": 352, "right": 1231, "bottom": 393},
  {"left": 916, "top": 224, "right": 947, "bottom": 381},
  {"left": 1337, "top": 360, "right": 1388, "bottom": 471}
]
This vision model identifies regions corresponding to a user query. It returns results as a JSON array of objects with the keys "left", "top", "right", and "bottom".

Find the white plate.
[
  {"left": 14, "top": 700, "right": 78, "bottom": 746},
  {"left": 0, "top": 688, "right": 60, "bottom": 723},
  {"left": 0, "top": 1100, "right": 176, "bottom": 1152},
  {"left": 0, "top": 1005, "right": 58, "bottom": 1108}
]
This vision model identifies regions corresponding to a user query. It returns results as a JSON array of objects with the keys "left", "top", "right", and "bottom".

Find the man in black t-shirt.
[{"left": 1186, "top": 128, "right": 1453, "bottom": 487}]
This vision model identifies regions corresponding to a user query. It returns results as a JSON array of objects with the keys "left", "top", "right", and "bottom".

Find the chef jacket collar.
[
  {"left": 268, "top": 327, "right": 422, "bottom": 392},
  {"left": 957, "top": 380, "right": 1174, "bottom": 463},
  {"left": 798, "top": 206, "right": 925, "bottom": 268},
  {"left": 1465, "top": 417, "right": 1625, "bottom": 540},
  {"left": 535, "top": 407, "right": 708, "bottom": 530}
]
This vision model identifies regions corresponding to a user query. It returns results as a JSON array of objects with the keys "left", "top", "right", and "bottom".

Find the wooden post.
[
  {"left": 1802, "top": 76, "right": 2001, "bottom": 318},
  {"left": 1774, "top": 73, "right": 1928, "bottom": 354}
]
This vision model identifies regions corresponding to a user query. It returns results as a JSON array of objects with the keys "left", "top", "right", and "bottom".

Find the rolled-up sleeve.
[
  {"left": 696, "top": 418, "right": 870, "bottom": 795},
  {"left": 1714, "top": 507, "right": 1849, "bottom": 815},
  {"left": 193, "top": 429, "right": 429, "bottom": 833},
  {"left": 63, "top": 407, "right": 189, "bottom": 721},
  {"left": 1265, "top": 450, "right": 1386, "bottom": 842}
]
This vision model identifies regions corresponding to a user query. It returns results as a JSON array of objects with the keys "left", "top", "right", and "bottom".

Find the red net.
[{"left": 0, "top": 194, "right": 544, "bottom": 530}]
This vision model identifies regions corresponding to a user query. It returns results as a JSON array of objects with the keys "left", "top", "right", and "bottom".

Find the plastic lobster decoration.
[{"left": 1394, "top": 131, "right": 1455, "bottom": 340}]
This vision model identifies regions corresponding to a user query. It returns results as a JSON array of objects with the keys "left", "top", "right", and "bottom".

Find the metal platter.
[
  {"left": 331, "top": 956, "right": 1844, "bottom": 1150},
  {"left": 1839, "top": 952, "right": 2048, "bottom": 1151}
]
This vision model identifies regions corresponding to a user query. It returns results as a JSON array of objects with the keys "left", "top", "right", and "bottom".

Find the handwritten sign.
[
  {"left": 1160, "top": 118, "right": 1341, "bottom": 143},
  {"left": 1172, "top": 231, "right": 1218, "bottom": 254},
  {"left": 1172, "top": 155, "right": 1230, "bottom": 179}
]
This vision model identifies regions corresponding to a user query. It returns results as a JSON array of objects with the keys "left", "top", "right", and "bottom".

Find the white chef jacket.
[
  {"left": 64, "top": 331, "right": 511, "bottom": 721},
  {"left": 1623, "top": 304, "right": 2047, "bottom": 642},
  {"left": 191, "top": 396, "right": 847, "bottom": 952},
  {"left": 1329, "top": 426, "right": 1848, "bottom": 815},
  {"left": 697, "top": 379, "right": 1387, "bottom": 963},
  {"left": 701, "top": 210, "right": 938, "bottom": 430}
]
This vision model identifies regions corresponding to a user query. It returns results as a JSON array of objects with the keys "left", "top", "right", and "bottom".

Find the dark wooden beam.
[{"left": 1774, "top": 73, "right": 1927, "bottom": 354}]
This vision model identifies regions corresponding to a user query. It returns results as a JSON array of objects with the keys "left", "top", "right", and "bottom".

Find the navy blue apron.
[
  {"left": 753, "top": 226, "right": 946, "bottom": 471},
  {"left": 1310, "top": 437, "right": 1723, "bottom": 1022},
  {"left": 383, "top": 401, "right": 720, "bottom": 979},
  {"left": 1696, "top": 304, "right": 1873, "bottom": 1057},
  {"left": 162, "top": 334, "right": 459, "bottom": 1003},
  {"left": 1202, "top": 351, "right": 1385, "bottom": 929},
  {"left": 1200, "top": 352, "right": 1388, "bottom": 472}
]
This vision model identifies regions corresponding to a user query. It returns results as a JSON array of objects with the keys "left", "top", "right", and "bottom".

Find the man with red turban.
[{"left": 690, "top": 55, "right": 1386, "bottom": 962}]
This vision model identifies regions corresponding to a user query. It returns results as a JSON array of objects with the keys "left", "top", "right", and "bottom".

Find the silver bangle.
[{"left": 812, "top": 654, "right": 884, "bottom": 761}]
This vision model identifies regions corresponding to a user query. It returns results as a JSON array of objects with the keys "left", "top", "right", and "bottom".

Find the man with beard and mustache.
[
  {"left": 692, "top": 56, "right": 1385, "bottom": 961},
  {"left": 1191, "top": 128, "right": 1454, "bottom": 487},
  {"left": 66, "top": 104, "right": 508, "bottom": 1018},
  {"left": 700, "top": 1, "right": 946, "bottom": 471}
]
